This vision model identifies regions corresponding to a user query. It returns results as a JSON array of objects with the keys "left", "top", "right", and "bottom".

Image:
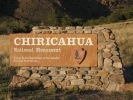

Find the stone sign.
[
  {"left": 10, "top": 34, "right": 97, "bottom": 67},
  {"left": 9, "top": 26, "right": 125, "bottom": 91}
]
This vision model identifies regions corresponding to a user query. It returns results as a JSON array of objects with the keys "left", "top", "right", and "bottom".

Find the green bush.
[
  {"left": 61, "top": 18, "right": 73, "bottom": 26},
  {"left": 0, "top": 52, "right": 9, "bottom": 68},
  {"left": 83, "top": 19, "right": 96, "bottom": 26},
  {"left": 108, "top": 11, "right": 125, "bottom": 23},
  {"left": 123, "top": 11, "right": 133, "bottom": 20},
  {"left": 84, "top": 6, "right": 133, "bottom": 26},
  {"left": 47, "top": 88, "right": 57, "bottom": 94},
  {"left": 73, "top": 18, "right": 84, "bottom": 26},
  {"left": 0, "top": 52, "right": 17, "bottom": 80},
  {"left": 98, "top": 16, "right": 108, "bottom": 24},
  {"left": 1, "top": 5, "right": 133, "bottom": 35},
  {"left": 0, "top": 20, "right": 32, "bottom": 35},
  {"left": 45, "top": 9, "right": 61, "bottom": 26}
]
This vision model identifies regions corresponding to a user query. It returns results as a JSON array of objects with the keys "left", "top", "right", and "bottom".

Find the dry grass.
[
  {"left": 0, "top": 36, "right": 15, "bottom": 100},
  {"left": 101, "top": 21, "right": 133, "bottom": 41},
  {"left": 6, "top": 89, "right": 133, "bottom": 100},
  {"left": 0, "top": 35, "right": 10, "bottom": 69},
  {"left": 101, "top": 21, "right": 133, "bottom": 67},
  {"left": 0, "top": 35, "right": 9, "bottom": 54}
]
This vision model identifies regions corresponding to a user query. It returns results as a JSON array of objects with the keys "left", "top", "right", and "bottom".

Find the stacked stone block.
[{"left": 10, "top": 26, "right": 125, "bottom": 91}]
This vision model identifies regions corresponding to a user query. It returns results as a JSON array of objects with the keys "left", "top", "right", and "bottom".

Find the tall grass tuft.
[
  {"left": 0, "top": 52, "right": 17, "bottom": 100},
  {"left": 102, "top": 22, "right": 133, "bottom": 67}
]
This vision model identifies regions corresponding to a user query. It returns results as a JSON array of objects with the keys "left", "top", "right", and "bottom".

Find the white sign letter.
[
  {"left": 77, "top": 38, "right": 85, "bottom": 45},
  {"left": 36, "top": 38, "right": 45, "bottom": 45},
  {"left": 51, "top": 38, "right": 58, "bottom": 45},
  {"left": 67, "top": 38, "right": 76, "bottom": 45},
  {"left": 14, "top": 38, "right": 21, "bottom": 45},
  {"left": 58, "top": 38, "right": 66, "bottom": 45},
  {"left": 85, "top": 38, "right": 93, "bottom": 45},
  {"left": 21, "top": 38, "right": 30, "bottom": 45}
]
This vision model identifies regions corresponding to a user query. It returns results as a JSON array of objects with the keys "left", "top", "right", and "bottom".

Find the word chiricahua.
[{"left": 14, "top": 37, "right": 94, "bottom": 46}]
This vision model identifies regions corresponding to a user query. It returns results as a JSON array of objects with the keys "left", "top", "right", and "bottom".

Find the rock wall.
[{"left": 10, "top": 26, "right": 125, "bottom": 91}]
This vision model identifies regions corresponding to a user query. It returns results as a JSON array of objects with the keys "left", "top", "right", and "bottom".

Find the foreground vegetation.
[
  {"left": 1, "top": 5, "right": 133, "bottom": 35},
  {"left": 0, "top": 52, "right": 17, "bottom": 100},
  {"left": 6, "top": 88, "right": 133, "bottom": 100}
]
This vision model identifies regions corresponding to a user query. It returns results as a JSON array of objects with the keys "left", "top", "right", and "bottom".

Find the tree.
[
  {"left": 45, "top": 9, "right": 61, "bottom": 26},
  {"left": 73, "top": 18, "right": 83, "bottom": 26},
  {"left": 108, "top": 11, "right": 124, "bottom": 23},
  {"left": 98, "top": 16, "right": 107, "bottom": 24},
  {"left": 123, "top": 11, "right": 133, "bottom": 20},
  {"left": 61, "top": 18, "right": 72, "bottom": 26}
]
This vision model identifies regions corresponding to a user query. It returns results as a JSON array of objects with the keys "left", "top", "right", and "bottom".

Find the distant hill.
[{"left": 0, "top": 0, "right": 133, "bottom": 24}]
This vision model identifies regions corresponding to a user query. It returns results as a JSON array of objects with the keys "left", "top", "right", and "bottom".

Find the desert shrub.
[
  {"left": 73, "top": 18, "right": 84, "bottom": 26},
  {"left": 45, "top": 9, "right": 61, "bottom": 26},
  {"left": 47, "top": 88, "right": 57, "bottom": 94},
  {"left": 98, "top": 16, "right": 108, "bottom": 24},
  {"left": 0, "top": 52, "right": 9, "bottom": 68},
  {"left": 0, "top": 52, "right": 17, "bottom": 81},
  {"left": 84, "top": 16, "right": 107, "bottom": 26},
  {"left": 84, "top": 6, "right": 133, "bottom": 26},
  {"left": 108, "top": 10, "right": 125, "bottom": 23},
  {"left": 0, "top": 20, "right": 32, "bottom": 35},
  {"left": 61, "top": 18, "right": 73, "bottom": 26},
  {"left": 45, "top": 9, "right": 85, "bottom": 26},
  {"left": 0, "top": 52, "right": 17, "bottom": 99},
  {"left": 84, "top": 19, "right": 96, "bottom": 26},
  {"left": 123, "top": 11, "right": 133, "bottom": 20},
  {"left": 123, "top": 91, "right": 133, "bottom": 100},
  {"left": 61, "top": 18, "right": 84, "bottom": 26},
  {"left": 8, "top": 20, "right": 32, "bottom": 33},
  {"left": 129, "top": 6, "right": 133, "bottom": 11},
  {"left": 107, "top": 7, "right": 133, "bottom": 23}
]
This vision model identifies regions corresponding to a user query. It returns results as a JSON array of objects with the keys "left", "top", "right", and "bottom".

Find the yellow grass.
[
  {"left": 0, "top": 35, "right": 9, "bottom": 68},
  {"left": 101, "top": 21, "right": 133, "bottom": 67},
  {"left": 0, "top": 35, "right": 9, "bottom": 53},
  {"left": 101, "top": 21, "right": 133, "bottom": 40}
]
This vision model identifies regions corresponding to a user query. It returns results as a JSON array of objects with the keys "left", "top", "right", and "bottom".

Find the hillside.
[{"left": 0, "top": 0, "right": 133, "bottom": 24}]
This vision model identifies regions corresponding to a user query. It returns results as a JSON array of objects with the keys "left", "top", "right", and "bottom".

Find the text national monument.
[{"left": 10, "top": 34, "right": 97, "bottom": 67}]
